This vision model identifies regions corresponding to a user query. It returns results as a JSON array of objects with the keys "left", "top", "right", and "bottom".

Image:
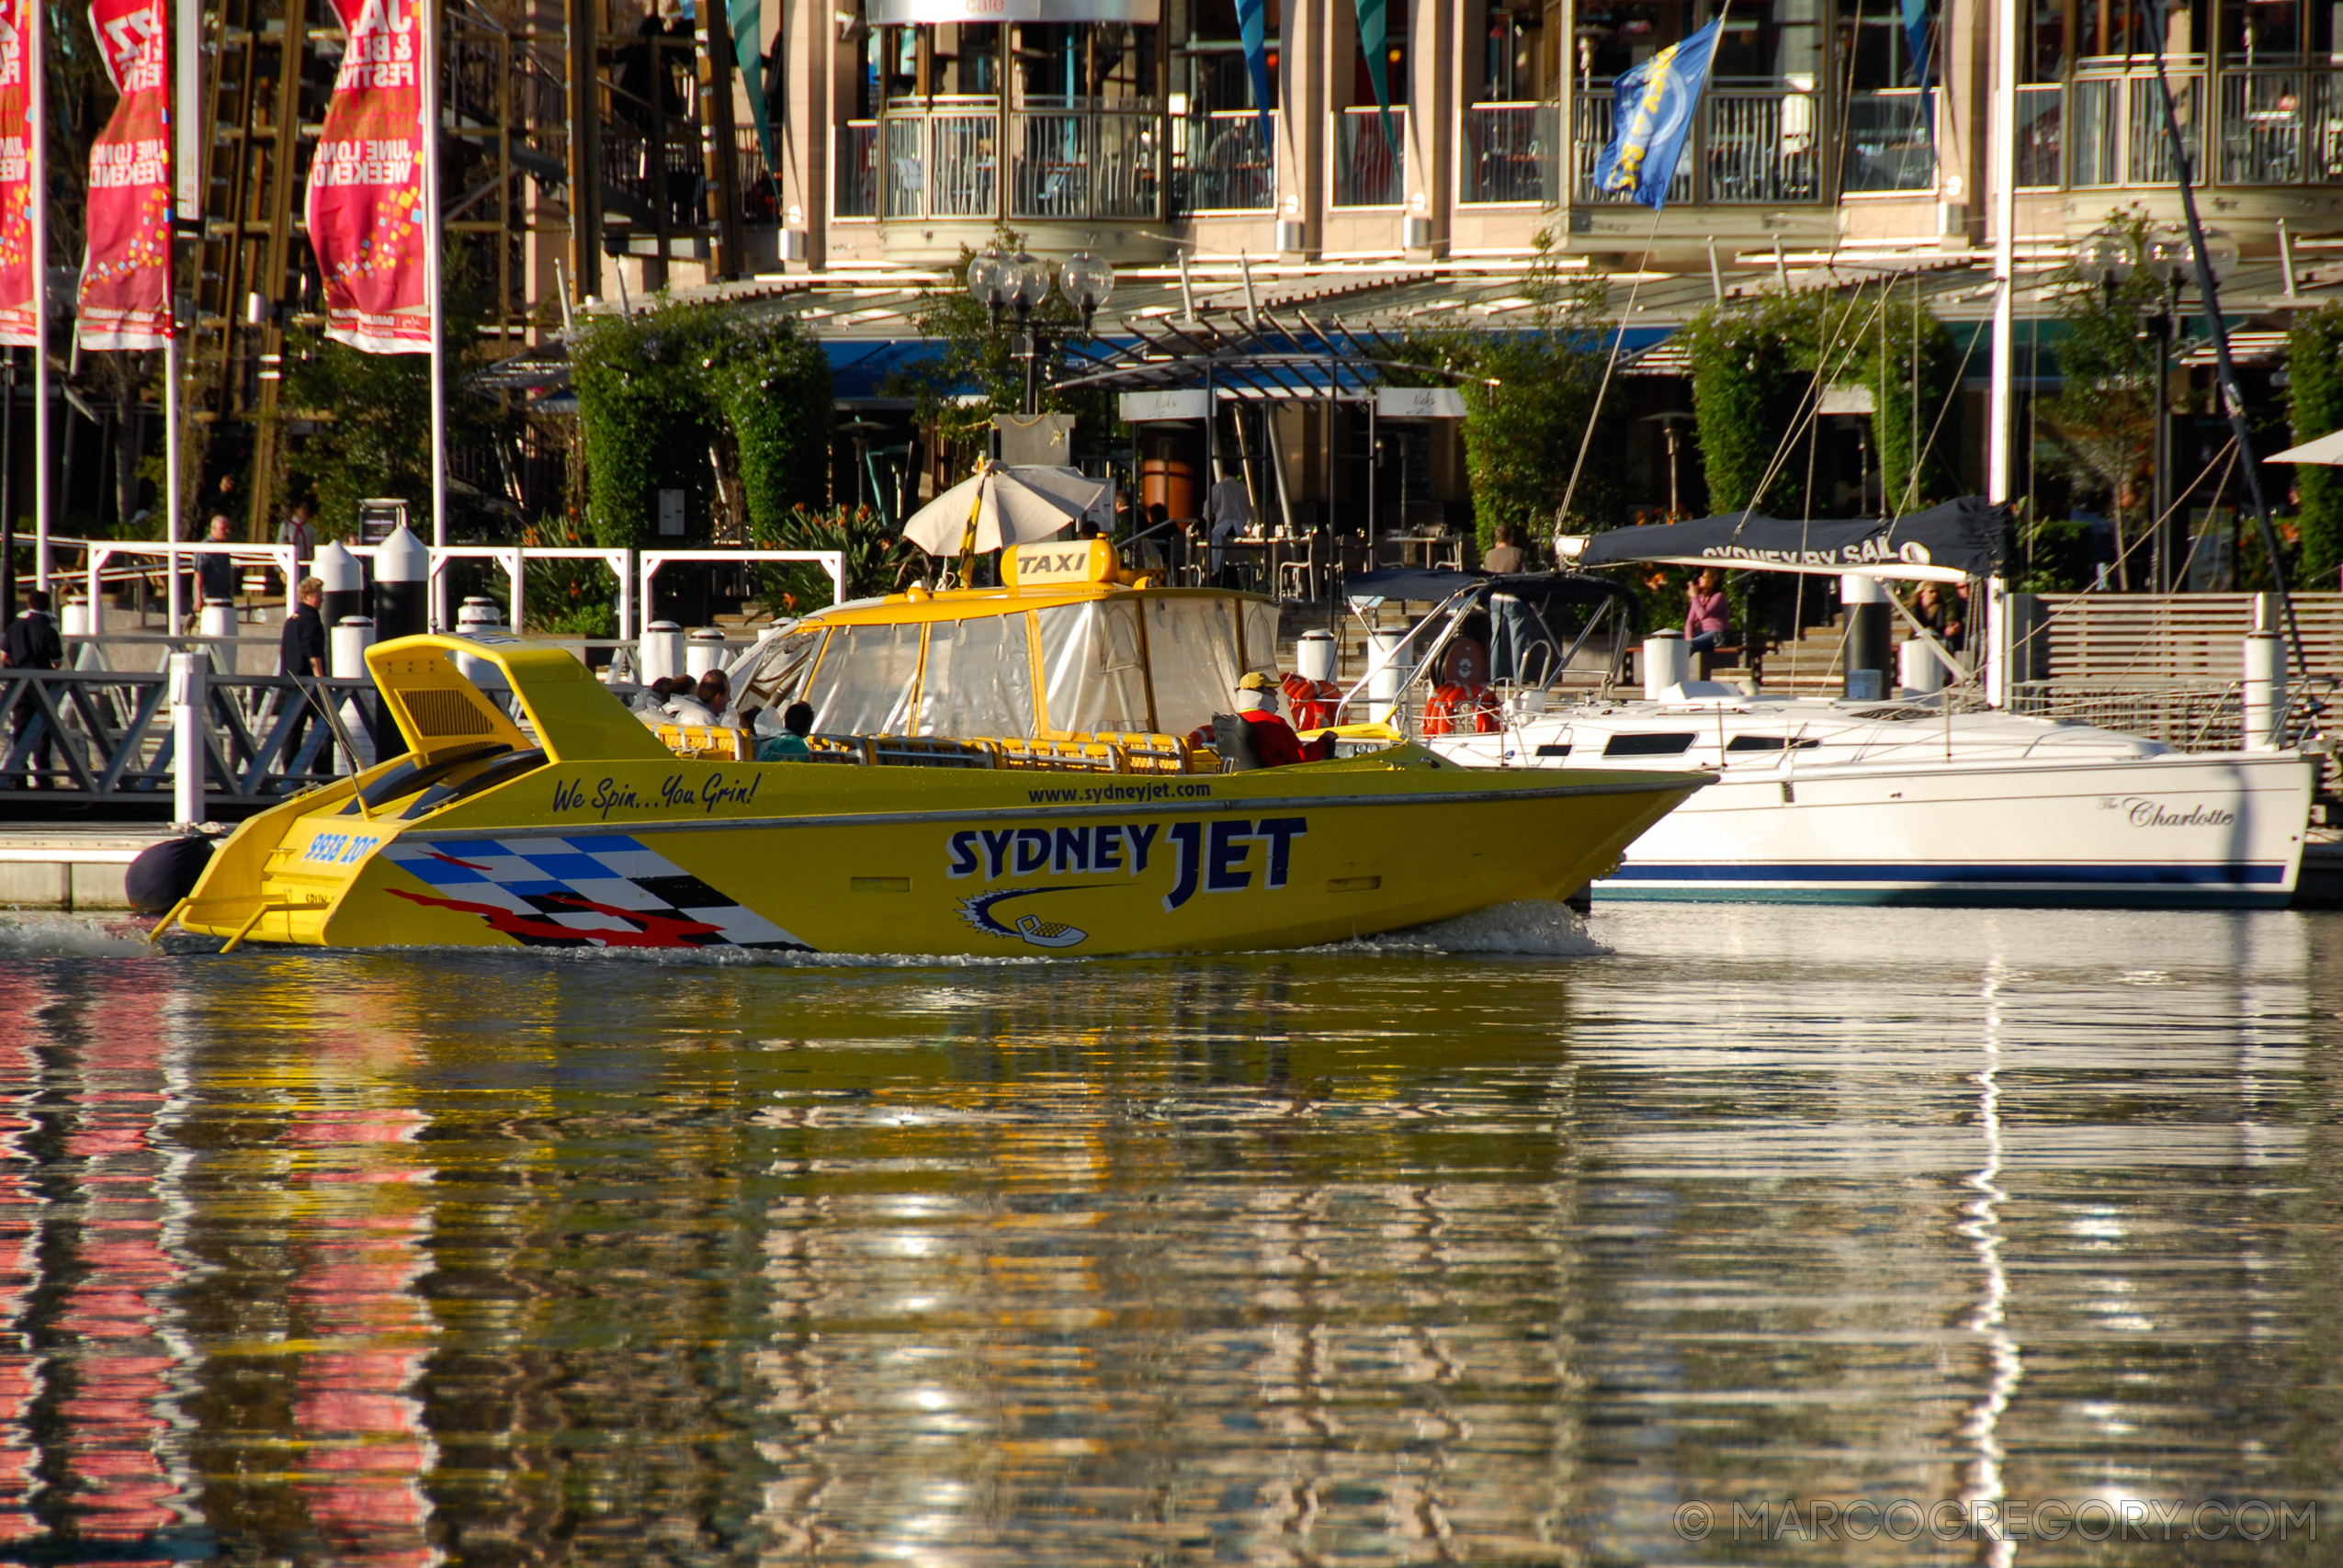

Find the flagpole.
[
  {"left": 28, "top": 0, "right": 48, "bottom": 596},
  {"left": 423, "top": 0, "right": 448, "bottom": 630},
  {"left": 165, "top": 6, "right": 185, "bottom": 631}
]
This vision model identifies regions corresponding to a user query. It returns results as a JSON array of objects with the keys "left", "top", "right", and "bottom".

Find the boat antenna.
[{"left": 2134, "top": 0, "right": 2311, "bottom": 683}]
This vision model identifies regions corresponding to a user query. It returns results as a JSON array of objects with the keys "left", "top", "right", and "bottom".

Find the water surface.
[{"left": 2, "top": 906, "right": 2337, "bottom": 1564}]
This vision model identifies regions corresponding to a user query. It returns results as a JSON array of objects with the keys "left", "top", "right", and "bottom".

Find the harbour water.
[{"left": 1, "top": 905, "right": 2337, "bottom": 1564}]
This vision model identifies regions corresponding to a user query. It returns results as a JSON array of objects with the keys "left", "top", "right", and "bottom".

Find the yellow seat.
[
  {"left": 1088, "top": 731, "right": 1196, "bottom": 774},
  {"left": 656, "top": 723, "right": 751, "bottom": 761}
]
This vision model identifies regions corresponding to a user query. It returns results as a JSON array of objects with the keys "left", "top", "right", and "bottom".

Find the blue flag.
[
  {"left": 1592, "top": 20, "right": 1721, "bottom": 210},
  {"left": 1236, "top": 0, "right": 1274, "bottom": 152},
  {"left": 1900, "top": 0, "right": 1932, "bottom": 88}
]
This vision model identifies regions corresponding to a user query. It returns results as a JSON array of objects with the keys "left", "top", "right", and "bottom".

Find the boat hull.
[
  {"left": 1592, "top": 751, "right": 2315, "bottom": 907},
  {"left": 182, "top": 754, "right": 1700, "bottom": 956}
]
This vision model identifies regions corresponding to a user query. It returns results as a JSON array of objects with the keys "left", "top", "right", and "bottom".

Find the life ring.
[
  {"left": 1422, "top": 682, "right": 1502, "bottom": 736},
  {"left": 1437, "top": 637, "right": 1489, "bottom": 690},
  {"left": 1282, "top": 672, "right": 1342, "bottom": 731}
]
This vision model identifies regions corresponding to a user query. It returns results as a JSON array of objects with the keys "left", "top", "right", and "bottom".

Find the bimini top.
[
  {"left": 1571, "top": 495, "right": 2015, "bottom": 583},
  {"left": 733, "top": 539, "right": 1281, "bottom": 743}
]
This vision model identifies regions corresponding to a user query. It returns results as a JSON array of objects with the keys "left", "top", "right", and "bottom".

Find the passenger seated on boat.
[
  {"left": 632, "top": 676, "right": 689, "bottom": 725},
  {"left": 1684, "top": 570, "right": 1733, "bottom": 657},
  {"left": 665, "top": 680, "right": 721, "bottom": 727},
  {"left": 1230, "top": 671, "right": 1335, "bottom": 769},
  {"left": 696, "top": 669, "right": 733, "bottom": 722},
  {"left": 756, "top": 701, "right": 815, "bottom": 761}
]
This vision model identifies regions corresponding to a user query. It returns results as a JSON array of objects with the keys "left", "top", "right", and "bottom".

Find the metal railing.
[
  {"left": 837, "top": 120, "right": 879, "bottom": 217},
  {"left": 2214, "top": 68, "right": 2343, "bottom": 184},
  {"left": 2017, "top": 83, "right": 2064, "bottom": 186},
  {"left": 871, "top": 103, "right": 1164, "bottom": 223},
  {"left": 0, "top": 669, "right": 392, "bottom": 807},
  {"left": 1575, "top": 85, "right": 1819, "bottom": 204},
  {"left": 1333, "top": 106, "right": 1405, "bottom": 207},
  {"left": 2069, "top": 68, "right": 2203, "bottom": 186},
  {"left": 1462, "top": 102, "right": 1554, "bottom": 204},
  {"left": 1175, "top": 110, "right": 1274, "bottom": 212},
  {"left": 1840, "top": 89, "right": 1934, "bottom": 193}
]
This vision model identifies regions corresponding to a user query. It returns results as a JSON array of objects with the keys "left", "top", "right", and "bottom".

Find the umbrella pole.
[{"left": 955, "top": 460, "right": 989, "bottom": 585}]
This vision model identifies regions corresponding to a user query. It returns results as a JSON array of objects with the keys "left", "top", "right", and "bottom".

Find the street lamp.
[
  {"left": 966, "top": 246, "right": 1116, "bottom": 417},
  {"left": 2074, "top": 225, "right": 2136, "bottom": 300}
]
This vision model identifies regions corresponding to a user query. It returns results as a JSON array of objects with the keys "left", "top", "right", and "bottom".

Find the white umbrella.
[
  {"left": 2268, "top": 429, "right": 2343, "bottom": 464},
  {"left": 899, "top": 462, "right": 1111, "bottom": 564}
]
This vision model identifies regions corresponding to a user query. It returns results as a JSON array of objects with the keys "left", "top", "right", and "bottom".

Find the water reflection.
[{"left": 0, "top": 908, "right": 2335, "bottom": 1563}]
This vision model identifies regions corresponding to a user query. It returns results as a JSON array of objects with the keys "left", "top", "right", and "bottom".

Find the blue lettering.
[
  {"left": 1162, "top": 821, "right": 1202, "bottom": 910},
  {"left": 1094, "top": 825, "right": 1125, "bottom": 873},
  {"left": 1126, "top": 822, "right": 1158, "bottom": 874},
  {"left": 1205, "top": 819, "right": 1254, "bottom": 893},
  {"left": 1053, "top": 827, "right": 1089, "bottom": 874},
  {"left": 980, "top": 829, "right": 1015, "bottom": 880},
  {"left": 1014, "top": 829, "right": 1051, "bottom": 875},
  {"left": 1254, "top": 817, "right": 1307, "bottom": 889},
  {"left": 947, "top": 830, "right": 979, "bottom": 878}
]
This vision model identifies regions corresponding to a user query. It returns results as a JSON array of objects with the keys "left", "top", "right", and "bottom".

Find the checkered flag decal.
[{"left": 381, "top": 834, "right": 808, "bottom": 950}]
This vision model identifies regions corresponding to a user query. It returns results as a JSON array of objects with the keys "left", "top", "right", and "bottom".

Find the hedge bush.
[
  {"left": 572, "top": 301, "right": 833, "bottom": 551},
  {"left": 2287, "top": 301, "right": 2343, "bottom": 588}
]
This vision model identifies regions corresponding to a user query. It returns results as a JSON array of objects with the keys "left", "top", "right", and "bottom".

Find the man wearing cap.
[{"left": 1235, "top": 671, "right": 1335, "bottom": 768}]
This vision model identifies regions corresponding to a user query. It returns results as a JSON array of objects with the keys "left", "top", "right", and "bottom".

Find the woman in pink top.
[{"left": 1684, "top": 569, "right": 1731, "bottom": 654}]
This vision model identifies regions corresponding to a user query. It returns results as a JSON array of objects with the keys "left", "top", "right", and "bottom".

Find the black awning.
[
  {"left": 1347, "top": 568, "right": 1641, "bottom": 617},
  {"left": 1576, "top": 496, "right": 2014, "bottom": 581}
]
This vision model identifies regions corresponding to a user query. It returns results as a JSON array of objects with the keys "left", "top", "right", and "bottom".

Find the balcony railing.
[
  {"left": 1175, "top": 110, "right": 1274, "bottom": 212},
  {"left": 2215, "top": 68, "right": 2343, "bottom": 184},
  {"left": 1463, "top": 102, "right": 1556, "bottom": 204},
  {"left": 2070, "top": 68, "right": 2203, "bottom": 186},
  {"left": 869, "top": 103, "right": 1164, "bottom": 224},
  {"left": 837, "top": 120, "right": 879, "bottom": 218},
  {"left": 1334, "top": 106, "right": 1406, "bottom": 208},
  {"left": 1840, "top": 89, "right": 1934, "bottom": 193},
  {"left": 1572, "top": 86, "right": 1817, "bottom": 205},
  {"left": 2017, "top": 83, "right": 2063, "bottom": 187}
]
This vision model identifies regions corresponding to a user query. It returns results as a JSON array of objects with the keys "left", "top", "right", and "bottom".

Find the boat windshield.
[
  {"left": 730, "top": 591, "right": 1266, "bottom": 741},
  {"left": 1036, "top": 602, "right": 1148, "bottom": 735},
  {"left": 917, "top": 612, "right": 1037, "bottom": 738},
  {"left": 1144, "top": 596, "right": 1243, "bottom": 739},
  {"left": 803, "top": 620, "right": 923, "bottom": 735}
]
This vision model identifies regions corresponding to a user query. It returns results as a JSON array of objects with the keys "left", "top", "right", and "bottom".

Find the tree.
[
  {"left": 570, "top": 299, "right": 833, "bottom": 551},
  {"left": 2285, "top": 302, "right": 2343, "bottom": 589},
  {"left": 1398, "top": 231, "right": 1624, "bottom": 549},
  {"left": 2038, "top": 211, "right": 2165, "bottom": 578}
]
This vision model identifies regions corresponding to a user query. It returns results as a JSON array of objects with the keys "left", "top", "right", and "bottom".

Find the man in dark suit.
[
  {"left": 1, "top": 589, "right": 64, "bottom": 787},
  {"left": 277, "top": 576, "right": 329, "bottom": 768}
]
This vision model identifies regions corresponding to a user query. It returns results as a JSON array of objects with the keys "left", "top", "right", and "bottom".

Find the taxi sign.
[{"left": 1006, "top": 538, "right": 1120, "bottom": 590}]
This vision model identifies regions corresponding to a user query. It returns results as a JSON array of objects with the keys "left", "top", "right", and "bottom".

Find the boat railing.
[{"left": 695, "top": 728, "right": 1217, "bottom": 774}]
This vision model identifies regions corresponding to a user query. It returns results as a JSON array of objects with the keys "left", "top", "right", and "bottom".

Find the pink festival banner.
[
  {"left": 0, "top": 0, "right": 36, "bottom": 348},
  {"left": 77, "top": 0, "right": 174, "bottom": 350},
  {"left": 306, "top": 0, "right": 430, "bottom": 354}
]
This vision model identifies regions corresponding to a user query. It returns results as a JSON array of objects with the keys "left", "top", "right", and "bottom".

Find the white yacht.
[{"left": 1334, "top": 507, "right": 2318, "bottom": 907}]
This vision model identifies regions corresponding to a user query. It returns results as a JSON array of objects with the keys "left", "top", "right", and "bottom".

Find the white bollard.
[
  {"left": 1295, "top": 629, "right": 1337, "bottom": 683},
  {"left": 1642, "top": 631, "right": 1690, "bottom": 699},
  {"left": 170, "top": 649, "right": 209, "bottom": 827},
  {"left": 61, "top": 600, "right": 88, "bottom": 637},
  {"left": 457, "top": 595, "right": 504, "bottom": 636},
  {"left": 1366, "top": 629, "right": 1404, "bottom": 726},
  {"left": 640, "top": 620, "right": 685, "bottom": 685},
  {"left": 331, "top": 616, "right": 377, "bottom": 681},
  {"left": 1898, "top": 637, "right": 1946, "bottom": 696},
  {"left": 685, "top": 627, "right": 728, "bottom": 680},
  {"left": 2242, "top": 631, "right": 2282, "bottom": 751},
  {"left": 315, "top": 540, "right": 365, "bottom": 627}
]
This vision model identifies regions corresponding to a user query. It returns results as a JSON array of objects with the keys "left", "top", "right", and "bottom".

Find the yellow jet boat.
[{"left": 164, "top": 543, "right": 1703, "bottom": 956}]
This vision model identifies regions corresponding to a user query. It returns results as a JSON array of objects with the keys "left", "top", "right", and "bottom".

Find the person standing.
[
  {"left": 1, "top": 589, "right": 65, "bottom": 788},
  {"left": 194, "top": 515, "right": 238, "bottom": 626},
  {"left": 1202, "top": 465, "right": 1253, "bottom": 588},
  {"left": 1483, "top": 525, "right": 1534, "bottom": 682},
  {"left": 276, "top": 499, "right": 317, "bottom": 577},
  {"left": 277, "top": 576, "right": 329, "bottom": 765}
]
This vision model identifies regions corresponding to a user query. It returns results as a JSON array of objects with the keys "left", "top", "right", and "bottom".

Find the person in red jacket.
[{"left": 1235, "top": 671, "right": 1335, "bottom": 767}]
